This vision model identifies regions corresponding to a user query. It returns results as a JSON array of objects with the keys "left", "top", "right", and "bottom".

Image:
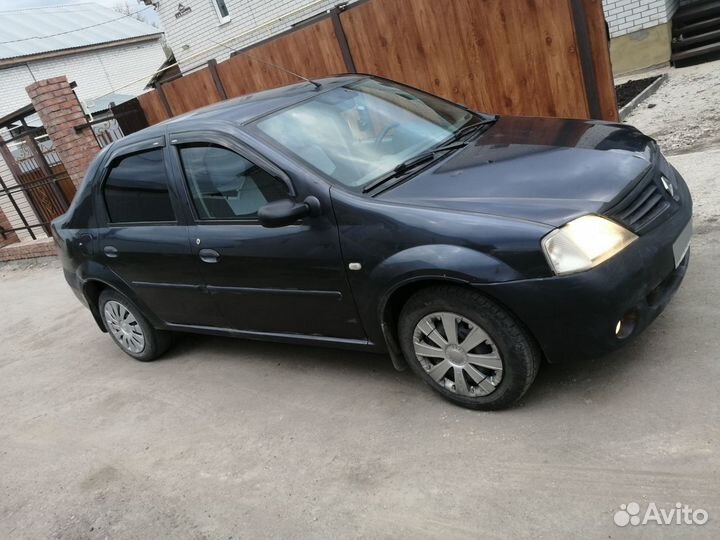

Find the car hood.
[{"left": 378, "top": 116, "right": 656, "bottom": 227}]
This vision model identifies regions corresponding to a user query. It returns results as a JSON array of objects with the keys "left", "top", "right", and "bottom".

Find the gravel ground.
[{"left": 624, "top": 59, "right": 720, "bottom": 155}]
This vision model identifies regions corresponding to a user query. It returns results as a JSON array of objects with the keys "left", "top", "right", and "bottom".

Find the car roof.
[{"left": 117, "top": 74, "right": 366, "bottom": 146}]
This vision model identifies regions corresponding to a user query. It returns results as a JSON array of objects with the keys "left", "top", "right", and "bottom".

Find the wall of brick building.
[
  {"left": 601, "top": 0, "right": 690, "bottom": 74},
  {"left": 26, "top": 76, "right": 101, "bottom": 188},
  {"left": 0, "top": 205, "right": 20, "bottom": 249},
  {"left": 0, "top": 237, "right": 56, "bottom": 262},
  {"left": 602, "top": 0, "right": 679, "bottom": 38}
]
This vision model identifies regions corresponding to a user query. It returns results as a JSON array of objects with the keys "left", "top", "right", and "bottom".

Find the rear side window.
[
  {"left": 178, "top": 143, "right": 288, "bottom": 220},
  {"left": 103, "top": 148, "right": 175, "bottom": 223}
]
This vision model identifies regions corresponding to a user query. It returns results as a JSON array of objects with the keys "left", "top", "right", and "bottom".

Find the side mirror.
[{"left": 257, "top": 196, "right": 320, "bottom": 228}]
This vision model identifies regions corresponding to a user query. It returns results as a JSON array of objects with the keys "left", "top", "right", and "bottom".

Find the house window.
[{"left": 212, "top": 0, "right": 231, "bottom": 22}]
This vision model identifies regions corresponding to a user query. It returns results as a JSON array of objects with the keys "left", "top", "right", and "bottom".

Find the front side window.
[
  {"left": 213, "top": 0, "right": 230, "bottom": 20},
  {"left": 254, "top": 78, "right": 476, "bottom": 189},
  {"left": 178, "top": 143, "right": 288, "bottom": 220},
  {"left": 103, "top": 148, "right": 175, "bottom": 223}
]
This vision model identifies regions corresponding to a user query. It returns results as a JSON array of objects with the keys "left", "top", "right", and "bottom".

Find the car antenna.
[{"left": 205, "top": 38, "right": 322, "bottom": 89}]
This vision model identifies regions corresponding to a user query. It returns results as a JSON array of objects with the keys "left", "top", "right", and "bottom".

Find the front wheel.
[
  {"left": 398, "top": 286, "right": 541, "bottom": 410},
  {"left": 99, "top": 289, "right": 172, "bottom": 362}
]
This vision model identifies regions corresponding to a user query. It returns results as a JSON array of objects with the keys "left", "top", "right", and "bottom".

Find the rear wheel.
[
  {"left": 99, "top": 289, "right": 172, "bottom": 361},
  {"left": 398, "top": 285, "right": 540, "bottom": 410}
]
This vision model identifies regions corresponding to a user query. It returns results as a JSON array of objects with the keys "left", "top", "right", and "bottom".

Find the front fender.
[
  {"left": 362, "top": 244, "right": 525, "bottom": 349},
  {"left": 330, "top": 187, "right": 552, "bottom": 356},
  {"left": 370, "top": 243, "right": 525, "bottom": 292}
]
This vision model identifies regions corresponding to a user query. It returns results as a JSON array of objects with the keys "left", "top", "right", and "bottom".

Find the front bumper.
[{"left": 477, "top": 170, "right": 693, "bottom": 364}]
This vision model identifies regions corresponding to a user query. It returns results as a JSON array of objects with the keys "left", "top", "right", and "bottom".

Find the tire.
[
  {"left": 398, "top": 285, "right": 540, "bottom": 410},
  {"left": 98, "top": 289, "right": 172, "bottom": 362}
]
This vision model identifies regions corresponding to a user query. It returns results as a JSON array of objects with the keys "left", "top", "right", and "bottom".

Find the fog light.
[{"left": 615, "top": 311, "right": 638, "bottom": 339}]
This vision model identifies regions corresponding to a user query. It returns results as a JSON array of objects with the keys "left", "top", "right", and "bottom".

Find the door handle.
[
  {"left": 103, "top": 245, "right": 119, "bottom": 258},
  {"left": 199, "top": 248, "right": 220, "bottom": 264}
]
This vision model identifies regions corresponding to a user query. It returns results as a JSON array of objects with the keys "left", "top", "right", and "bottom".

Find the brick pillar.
[
  {"left": 0, "top": 206, "right": 20, "bottom": 248},
  {"left": 26, "top": 76, "right": 101, "bottom": 188}
]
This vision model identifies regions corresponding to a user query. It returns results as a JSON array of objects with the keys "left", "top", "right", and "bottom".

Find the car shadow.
[
  {"left": 519, "top": 311, "right": 677, "bottom": 409},
  {"left": 155, "top": 306, "right": 677, "bottom": 411},
  {"left": 162, "top": 331, "right": 401, "bottom": 377}
]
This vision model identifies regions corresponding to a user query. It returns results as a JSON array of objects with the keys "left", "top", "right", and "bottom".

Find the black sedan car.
[{"left": 53, "top": 75, "right": 692, "bottom": 410}]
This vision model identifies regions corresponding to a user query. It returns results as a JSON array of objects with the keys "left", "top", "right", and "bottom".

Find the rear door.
[
  {"left": 167, "top": 131, "right": 365, "bottom": 340},
  {"left": 96, "top": 136, "right": 223, "bottom": 327}
]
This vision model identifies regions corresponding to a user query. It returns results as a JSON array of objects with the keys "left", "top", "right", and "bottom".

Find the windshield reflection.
[{"left": 255, "top": 78, "right": 476, "bottom": 189}]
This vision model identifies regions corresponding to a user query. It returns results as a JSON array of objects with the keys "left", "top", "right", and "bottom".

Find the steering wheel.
[{"left": 374, "top": 123, "right": 399, "bottom": 150}]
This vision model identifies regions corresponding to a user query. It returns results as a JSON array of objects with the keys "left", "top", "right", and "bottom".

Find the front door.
[
  {"left": 169, "top": 136, "right": 365, "bottom": 340},
  {"left": 96, "top": 139, "right": 223, "bottom": 327}
]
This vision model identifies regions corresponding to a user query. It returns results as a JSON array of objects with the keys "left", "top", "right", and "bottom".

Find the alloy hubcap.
[
  {"left": 412, "top": 312, "right": 503, "bottom": 397},
  {"left": 103, "top": 300, "right": 145, "bottom": 354},
  {"left": 445, "top": 345, "right": 468, "bottom": 366}
]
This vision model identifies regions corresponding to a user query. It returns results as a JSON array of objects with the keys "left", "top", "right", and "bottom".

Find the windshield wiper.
[
  {"left": 445, "top": 116, "right": 498, "bottom": 144},
  {"left": 362, "top": 140, "right": 468, "bottom": 194},
  {"left": 361, "top": 116, "right": 499, "bottom": 195}
]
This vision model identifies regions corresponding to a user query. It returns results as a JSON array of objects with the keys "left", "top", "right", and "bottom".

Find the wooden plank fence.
[
  {"left": 138, "top": 0, "right": 618, "bottom": 125},
  {"left": 216, "top": 17, "right": 349, "bottom": 99}
]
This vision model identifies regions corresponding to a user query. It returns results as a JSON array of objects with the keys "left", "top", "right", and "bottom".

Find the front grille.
[{"left": 605, "top": 170, "right": 673, "bottom": 233}]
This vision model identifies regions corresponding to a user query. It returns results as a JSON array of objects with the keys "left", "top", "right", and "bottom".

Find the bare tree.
[{"left": 112, "top": 0, "right": 158, "bottom": 27}]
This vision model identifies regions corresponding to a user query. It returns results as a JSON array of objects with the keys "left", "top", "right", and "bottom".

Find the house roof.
[{"left": 0, "top": 3, "right": 162, "bottom": 63}]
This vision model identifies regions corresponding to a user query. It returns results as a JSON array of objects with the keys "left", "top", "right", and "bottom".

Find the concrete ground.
[{"left": 1, "top": 164, "right": 720, "bottom": 536}]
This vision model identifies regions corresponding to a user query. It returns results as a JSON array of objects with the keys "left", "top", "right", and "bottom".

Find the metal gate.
[{"left": 0, "top": 127, "right": 74, "bottom": 240}]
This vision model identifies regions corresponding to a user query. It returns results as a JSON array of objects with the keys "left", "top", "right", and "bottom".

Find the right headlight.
[{"left": 541, "top": 215, "right": 637, "bottom": 275}]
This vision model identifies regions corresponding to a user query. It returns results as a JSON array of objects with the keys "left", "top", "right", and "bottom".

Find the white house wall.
[
  {"left": 0, "top": 38, "right": 166, "bottom": 118},
  {"left": 154, "top": 0, "right": 348, "bottom": 73},
  {"left": 603, "top": 0, "right": 680, "bottom": 38}
]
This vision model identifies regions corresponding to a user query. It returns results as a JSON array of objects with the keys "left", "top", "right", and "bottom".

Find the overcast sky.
[{"left": 0, "top": 0, "right": 161, "bottom": 26}]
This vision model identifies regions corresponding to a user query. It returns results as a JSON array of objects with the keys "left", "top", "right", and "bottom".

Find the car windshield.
[{"left": 254, "top": 78, "right": 477, "bottom": 189}]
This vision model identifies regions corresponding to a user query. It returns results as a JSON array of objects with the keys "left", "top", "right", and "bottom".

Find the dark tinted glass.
[
  {"left": 215, "top": 0, "right": 230, "bottom": 17},
  {"left": 103, "top": 149, "right": 174, "bottom": 223},
  {"left": 178, "top": 143, "right": 288, "bottom": 219}
]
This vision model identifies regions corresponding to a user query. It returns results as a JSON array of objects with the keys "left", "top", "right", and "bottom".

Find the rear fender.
[{"left": 79, "top": 261, "right": 165, "bottom": 331}]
